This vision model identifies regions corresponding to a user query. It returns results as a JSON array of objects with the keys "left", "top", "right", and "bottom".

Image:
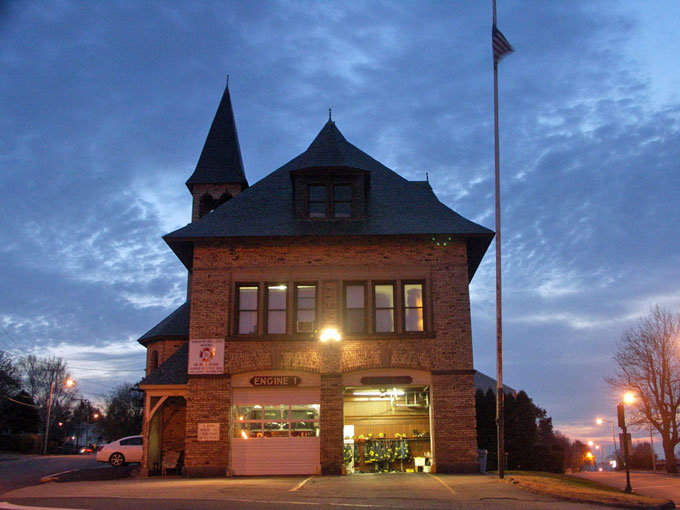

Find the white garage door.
[{"left": 231, "top": 387, "right": 320, "bottom": 475}]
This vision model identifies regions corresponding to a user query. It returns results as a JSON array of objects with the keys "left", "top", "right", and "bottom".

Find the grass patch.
[{"left": 504, "top": 471, "right": 674, "bottom": 509}]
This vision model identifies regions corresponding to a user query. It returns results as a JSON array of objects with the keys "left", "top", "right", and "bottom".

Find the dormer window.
[
  {"left": 291, "top": 167, "right": 369, "bottom": 221},
  {"left": 308, "top": 185, "right": 328, "bottom": 218},
  {"left": 306, "top": 182, "right": 353, "bottom": 219},
  {"left": 333, "top": 185, "right": 352, "bottom": 218}
]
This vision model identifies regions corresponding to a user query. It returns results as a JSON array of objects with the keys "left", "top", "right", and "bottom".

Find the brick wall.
[
  {"left": 320, "top": 374, "right": 343, "bottom": 474},
  {"left": 183, "top": 376, "right": 231, "bottom": 477},
  {"left": 430, "top": 372, "right": 479, "bottom": 473},
  {"left": 145, "top": 339, "right": 186, "bottom": 375},
  {"left": 182, "top": 235, "right": 478, "bottom": 475}
]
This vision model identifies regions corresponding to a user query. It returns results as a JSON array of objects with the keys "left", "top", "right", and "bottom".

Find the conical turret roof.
[{"left": 186, "top": 83, "right": 248, "bottom": 189}]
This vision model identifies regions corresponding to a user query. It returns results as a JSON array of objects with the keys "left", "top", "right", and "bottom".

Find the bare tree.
[
  {"left": 18, "top": 355, "right": 78, "bottom": 431},
  {"left": 606, "top": 306, "right": 680, "bottom": 473}
]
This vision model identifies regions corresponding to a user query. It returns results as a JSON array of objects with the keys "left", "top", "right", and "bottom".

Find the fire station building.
[{"left": 137, "top": 83, "right": 493, "bottom": 477}]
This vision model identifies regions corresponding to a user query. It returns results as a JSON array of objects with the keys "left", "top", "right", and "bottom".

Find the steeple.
[{"left": 186, "top": 81, "right": 249, "bottom": 221}]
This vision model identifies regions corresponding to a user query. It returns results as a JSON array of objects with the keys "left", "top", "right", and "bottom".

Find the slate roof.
[
  {"left": 185, "top": 83, "right": 248, "bottom": 189},
  {"left": 139, "top": 342, "right": 189, "bottom": 386},
  {"left": 137, "top": 301, "right": 190, "bottom": 346},
  {"left": 167, "top": 120, "right": 493, "bottom": 280}
]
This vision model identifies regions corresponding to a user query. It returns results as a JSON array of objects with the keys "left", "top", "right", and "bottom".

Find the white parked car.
[{"left": 96, "top": 435, "right": 143, "bottom": 466}]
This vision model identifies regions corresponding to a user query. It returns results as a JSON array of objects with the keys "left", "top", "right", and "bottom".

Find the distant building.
[
  {"left": 473, "top": 371, "right": 517, "bottom": 396},
  {"left": 137, "top": 83, "right": 493, "bottom": 476}
]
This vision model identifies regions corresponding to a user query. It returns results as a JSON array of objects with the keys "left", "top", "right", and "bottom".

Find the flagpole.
[{"left": 492, "top": 0, "right": 505, "bottom": 480}]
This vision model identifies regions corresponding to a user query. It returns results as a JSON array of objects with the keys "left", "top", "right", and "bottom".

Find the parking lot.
[{"left": 2, "top": 472, "right": 615, "bottom": 510}]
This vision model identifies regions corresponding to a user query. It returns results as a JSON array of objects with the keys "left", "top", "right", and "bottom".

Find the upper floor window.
[
  {"left": 237, "top": 284, "right": 259, "bottom": 335},
  {"left": 374, "top": 283, "right": 395, "bottom": 333},
  {"left": 344, "top": 283, "right": 366, "bottom": 333},
  {"left": 306, "top": 183, "right": 352, "bottom": 219},
  {"left": 308, "top": 185, "right": 327, "bottom": 218},
  {"left": 403, "top": 282, "right": 424, "bottom": 332},
  {"left": 333, "top": 185, "right": 352, "bottom": 218},
  {"left": 266, "top": 284, "right": 287, "bottom": 334},
  {"left": 295, "top": 284, "right": 317, "bottom": 333}
]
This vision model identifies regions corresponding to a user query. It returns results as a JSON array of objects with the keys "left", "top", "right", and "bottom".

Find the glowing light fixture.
[
  {"left": 596, "top": 418, "right": 603, "bottom": 425},
  {"left": 623, "top": 392, "right": 635, "bottom": 404},
  {"left": 66, "top": 379, "right": 75, "bottom": 387},
  {"left": 320, "top": 328, "right": 341, "bottom": 342},
  {"left": 241, "top": 431, "right": 248, "bottom": 439}
]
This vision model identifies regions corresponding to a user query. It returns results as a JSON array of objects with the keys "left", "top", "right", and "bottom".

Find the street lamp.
[
  {"left": 589, "top": 441, "right": 606, "bottom": 469},
  {"left": 43, "top": 378, "right": 75, "bottom": 455},
  {"left": 596, "top": 418, "right": 619, "bottom": 459},
  {"left": 618, "top": 392, "right": 635, "bottom": 493}
]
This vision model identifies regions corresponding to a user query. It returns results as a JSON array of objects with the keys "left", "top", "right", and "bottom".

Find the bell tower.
[{"left": 186, "top": 79, "right": 248, "bottom": 221}]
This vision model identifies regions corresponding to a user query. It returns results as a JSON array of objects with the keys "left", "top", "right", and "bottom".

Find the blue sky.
[{"left": 1, "top": 1, "right": 679, "bottom": 454}]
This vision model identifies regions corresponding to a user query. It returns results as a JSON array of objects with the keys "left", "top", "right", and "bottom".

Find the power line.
[{"left": 0, "top": 325, "right": 29, "bottom": 355}]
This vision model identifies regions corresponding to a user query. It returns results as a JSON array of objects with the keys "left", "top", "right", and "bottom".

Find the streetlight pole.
[
  {"left": 618, "top": 393, "right": 634, "bottom": 493},
  {"left": 43, "top": 378, "right": 74, "bottom": 455},
  {"left": 649, "top": 422, "right": 656, "bottom": 472},
  {"left": 596, "top": 418, "right": 619, "bottom": 459},
  {"left": 42, "top": 381, "right": 54, "bottom": 455}
]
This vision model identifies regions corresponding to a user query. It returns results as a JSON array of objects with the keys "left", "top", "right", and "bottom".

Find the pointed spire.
[{"left": 186, "top": 80, "right": 248, "bottom": 190}]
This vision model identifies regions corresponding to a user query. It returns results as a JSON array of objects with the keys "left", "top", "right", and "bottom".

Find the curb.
[
  {"left": 39, "top": 465, "right": 135, "bottom": 483},
  {"left": 505, "top": 477, "right": 676, "bottom": 510}
]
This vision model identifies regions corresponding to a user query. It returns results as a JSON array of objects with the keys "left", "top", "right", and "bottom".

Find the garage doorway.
[{"left": 343, "top": 385, "right": 431, "bottom": 473}]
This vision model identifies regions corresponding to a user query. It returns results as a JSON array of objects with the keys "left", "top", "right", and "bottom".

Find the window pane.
[
  {"left": 345, "top": 285, "right": 365, "bottom": 308},
  {"left": 404, "top": 284, "right": 422, "bottom": 307},
  {"left": 291, "top": 404, "right": 320, "bottom": 420},
  {"left": 234, "top": 421, "right": 262, "bottom": 438},
  {"left": 334, "top": 202, "right": 351, "bottom": 218},
  {"left": 346, "top": 309, "right": 365, "bottom": 333},
  {"left": 374, "top": 285, "right": 394, "bottom": 308},
  {"left": 334, "top": 185, "right": 351, "bottom": 201},
  {"left": 309, "top": 202, "right": 326, "bottom": 218},
  {"left": 239, "top": 311, "right": 257, "bottom": 334},
  {"left": 375, "top": 309, "right": 394, "bottom": 333},
  {"left": 309, "top": 185, "right": 326, "bottom": 201},
  {"left": 268, "top": 310, "right": 286, "bottom": 334},
  {"left": 297, "top": 309, "right": 315, "bottom": 323},
  {"left": 297, "top": 285, "right": 315, "bottom": 300},
  {"left": 233, "top": 405, "right": 262, "bottom": 421},
  {"left": 239, "top": 286, "right": 258, "bottom": 309},
  {"left": 264, "top": 405, "right": 287, "bottom": 420},
  {"left": 291, "top": 422, "right": 320, "bottom": 437},
  {"left": 268, "top": 286, "right": 287, "bottom": 309},
  {"left": 405, "top": 308, "right": 424, "bottom": 332}
]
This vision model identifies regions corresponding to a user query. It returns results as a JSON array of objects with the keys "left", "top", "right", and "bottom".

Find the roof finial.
[
  {"left": 329, "top": 108, "right": 332, "bottom": 122},
  {"left": 226, "top": 74, "right": 230, "bottom": 87},
  {"left": 426, "top": 172, "right": 429, "bottom": 182}
]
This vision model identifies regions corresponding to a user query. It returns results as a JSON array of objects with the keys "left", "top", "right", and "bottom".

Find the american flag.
[{"left": 492, "top": 25, "right": 513, "bottom": 62}]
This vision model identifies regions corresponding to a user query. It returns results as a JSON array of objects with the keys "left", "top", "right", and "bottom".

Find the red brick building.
[{"left": 138, "top": 84, "right": 493, "bottom": 477}]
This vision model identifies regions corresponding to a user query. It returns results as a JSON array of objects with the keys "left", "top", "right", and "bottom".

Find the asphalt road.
[
  {"left": 0, "top": 453, "right": 99, "bottom": 495},
  {"left": 1, "top": 472, "right": 613, "bottom": 510},
  {"left": 574, "top": 470, "right": 680, "bottom": 503}
]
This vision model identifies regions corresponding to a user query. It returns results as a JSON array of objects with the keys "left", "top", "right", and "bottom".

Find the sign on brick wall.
[
  {"left": 197, "top": 423, "right": 220, "bottom": 441},
  {"left": 188, "top": 339, "right": 224, "bottom": 374}
]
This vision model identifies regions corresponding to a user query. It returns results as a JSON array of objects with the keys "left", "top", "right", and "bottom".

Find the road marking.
[
  {"left": 0, "top": 503, "right": 86, "bottom": 510},
  {"left": 427, "top": 473, "right": 456, "bottom": 494},
  {"left": 290, "top": 476, "right": 314, "bottom": 491}
]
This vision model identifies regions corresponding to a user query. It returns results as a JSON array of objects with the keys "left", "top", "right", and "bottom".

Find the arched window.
[
  {"left": 150, "top": 350, "right": 159, "bottom": 371},
  {"left": 214, "top": 192, "right": 233, "bottom": 209},
  {"left": 198, "top": 194, "right": 215, "bottom": 218}
]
